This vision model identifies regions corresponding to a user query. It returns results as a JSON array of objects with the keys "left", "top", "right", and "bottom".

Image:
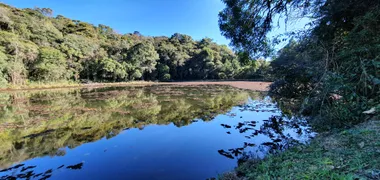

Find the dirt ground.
[{"left": 160, "top": 81, "right": 271, "bottom": 91}]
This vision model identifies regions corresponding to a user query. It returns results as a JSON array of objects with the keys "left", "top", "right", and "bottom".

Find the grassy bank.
[
  {"left": 221, "top": 120, "right": 380, "bottom": 180},
  {"left": 0, "top": 81, "right": 155, "bottom": 91},
  {"left": 0, "top": 81, "right": 271, "bottom": 91}
]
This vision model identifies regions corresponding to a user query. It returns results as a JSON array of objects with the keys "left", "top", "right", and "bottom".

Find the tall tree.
[
  {"left": 219, "top": 0, "right": 380, "bottom": 127},
  {"left": 126, "top": 42, "right": 159, "bottom": 80},
  {"left": 32, "top": 47, "right": 70, "bottom": 81}
]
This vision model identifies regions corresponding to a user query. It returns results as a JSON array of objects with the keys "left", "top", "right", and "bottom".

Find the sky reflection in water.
[{"left": 0, "top": 85, "right": 314, "bottom": 180}]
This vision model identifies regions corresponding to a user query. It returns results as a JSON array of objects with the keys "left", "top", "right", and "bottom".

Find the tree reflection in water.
[
  {"left": 0, "top": 85, "right": 252, "bottom": 172},
  {"left": 217, "top": 98, "right": 315, "bottom": 164},
  {"left": 0, "top": 85, "right": 314, "bottom": 179}
]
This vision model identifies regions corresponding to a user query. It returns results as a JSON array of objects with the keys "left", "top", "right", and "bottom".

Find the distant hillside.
[{"left": 0, "top": 3, "right": 270, "bottom": 87}]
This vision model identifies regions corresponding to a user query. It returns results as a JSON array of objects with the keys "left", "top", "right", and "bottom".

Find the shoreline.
[
  {"left": 0, "top": 81, "right": 154, "bottom": 92},
  {"left": 0, "top": 81, "right": 272, "bottom": 92},
  {"left": 220, "top": 120, "right": 380, "bottom": 179}
]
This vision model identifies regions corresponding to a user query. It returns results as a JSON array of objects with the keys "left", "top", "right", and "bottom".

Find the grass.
[
  {"left": 220, "top": 120, "right": 380, "bottom": 180},
  {"left": 0, "top": 80, "right": 155, "bottom": 91}
]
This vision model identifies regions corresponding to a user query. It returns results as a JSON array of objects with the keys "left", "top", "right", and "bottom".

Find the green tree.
[
  {"left": 126, "top": 42, "right": 159, "bottom": 80},
  {"left": 219, "top": 0, "right": 380, "bottom": 128},
  {"left": 32, "top": 47, "right": 70, "bottom": 81},
  {"left": 0, "top": 3, "right": 253, "bottom": 85},
  {"left": 98, "top": 58, "right": 128, "bottom": 81},
  {"left": 156, "top": 63, "right": 171, "bottom": 81},
  {"left": 0, "top": 47, "right": 8, "bottom": 86},
  {"left": 219, "top": 0, "right": 313, "bottom": 57}
]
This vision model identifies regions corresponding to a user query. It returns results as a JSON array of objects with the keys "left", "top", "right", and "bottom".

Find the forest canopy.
[{"left": 0, "top": 3, "right": 270, "bottom": 87}]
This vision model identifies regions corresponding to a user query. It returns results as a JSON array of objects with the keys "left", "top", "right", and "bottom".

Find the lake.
[{"left": 0, "top": 85, "right": 314, "bottom": 180}]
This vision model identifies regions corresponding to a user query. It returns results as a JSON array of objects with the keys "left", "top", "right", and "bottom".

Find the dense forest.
[
  {"left": 0, "top": 3, "right": 271, "bottom": 87},
  {"left": 219, "top": 0, "right": 380, "bottom": 129}
]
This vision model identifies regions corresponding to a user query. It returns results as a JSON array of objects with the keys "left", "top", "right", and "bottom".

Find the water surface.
[{"left": 0, "top": 85, "right": 313, "bottom": 179}]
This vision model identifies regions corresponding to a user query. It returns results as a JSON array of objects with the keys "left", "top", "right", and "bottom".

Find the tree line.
[{"left": 0, "top": 3, "right": 271, "bottom": 87}]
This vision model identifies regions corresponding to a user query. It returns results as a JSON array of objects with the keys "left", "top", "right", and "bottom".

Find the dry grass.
[
  {"left": 160, "top": 81, "right": 271, "bottom": 91},
  {"left": 0, "top": 81, "right": 271, "bottom": 92},
  {"left": 0, "top": 81, "right": 154, "bottom": 92}
]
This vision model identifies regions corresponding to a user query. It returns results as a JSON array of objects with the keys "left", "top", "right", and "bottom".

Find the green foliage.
[
  {"left": 0, "top": 6, "right": 13, "bottom": 31},
  {"left": 221, "top": 120, "right": 380, "bottom": 180},
  {"left": 156, "top": 63, "right": 171, "bottom": 81},
  {"left": 98, "top": 58, "right": 128, "bottom": 81},
  {"left": 130, "top": 70, "right": 142, "bottom": 80},
  {"left": 126, "top": 42, "right": 159, "bottom": 80},
  {"left": 219, "top": 0, "right": 314, "bottom": 57},
  {"left": 0, "top": 3, "right": 270, "bottom": 87},
  {"left": 0, "top": 48, "right": 8, "bottom": 87},
  {"left": 237, "top": 59, "right": 272, "bottom": 80},
  {"left": 220, "top": 0, "right": 380, "bottom": 129},
  {"left": 162, "top": 74, "right": 171, "bottom": 81},
  {"left": 32, "top": 47, "right": 70, "bottom": 81}
]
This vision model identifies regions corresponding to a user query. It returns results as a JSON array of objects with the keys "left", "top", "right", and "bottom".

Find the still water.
[{"left": 0, "top": 85, "right": 313, "bottom": 180}]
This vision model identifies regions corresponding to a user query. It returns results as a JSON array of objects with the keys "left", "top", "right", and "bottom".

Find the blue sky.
[
  {"left": 1, "top": 0, "right": 310, "bottom": 51},
  {"left": 1, "top": 0, "right": 231, "bottom": 45}
]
